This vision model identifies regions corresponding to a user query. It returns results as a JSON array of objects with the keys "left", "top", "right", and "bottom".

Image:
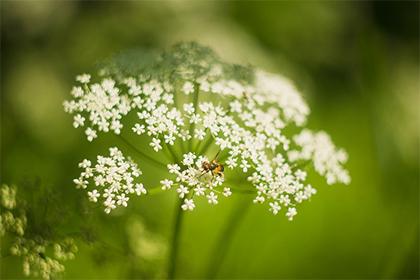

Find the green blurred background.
[{"left": 1, "top": 1, "right": 418, "bottom": 279}]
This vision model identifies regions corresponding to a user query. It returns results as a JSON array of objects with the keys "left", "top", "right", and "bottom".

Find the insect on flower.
[{"left": 200, "top": 150, "right": 224, "bottom": 178}]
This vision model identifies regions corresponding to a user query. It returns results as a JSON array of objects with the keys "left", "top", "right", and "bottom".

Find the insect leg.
[
  {"left": 214, "top": 149, "right": 222, "bottom": 161},
  {"left": 198, "top": 170, "right": 209, "bottom": 178}
]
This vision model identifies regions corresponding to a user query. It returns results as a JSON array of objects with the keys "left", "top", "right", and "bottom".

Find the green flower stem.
[
  {"left": 147, "top": 186, "right": 165, "bottom": 195},
  {"left": 161, "top": 144, "right": 177, "bottom": 163},
  {"left": 192, "top": 135, "right": 203, "bottom": 153},
  {"left": 197, "top": 134, "right": 215, "bottom": 156},
  {"left": 167, "top": 196, "right": 185, "bottom": 279},
  {"left": 229, "top": 186, "right": 256, "bottom": 194},
  {"left": 146, "top": 184, "right": 179, "bottom": 195},
  {"left": 292, "top": 160, "right": 311, "bottom": 171},
  {"left": 188, "top": 83, "right": 200, "bottom": 152},
  {"left": 206, "top": 198, "right": 252, "bottom": 279},
  {"left": 165, "top": 142, "right": 181, "bottom": 164},
  {"left": 117, "top": 135, "right": 167, "bottom": 169}
]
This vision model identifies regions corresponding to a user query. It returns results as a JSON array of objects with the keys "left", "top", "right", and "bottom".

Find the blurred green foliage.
[{"left": 1, "top": 1, "right": 418, "bottom": 279}]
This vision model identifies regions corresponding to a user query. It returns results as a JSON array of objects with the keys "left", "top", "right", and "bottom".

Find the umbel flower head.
[
  {"left": 75, "top": 147, "right": 146, "bottom": 214},
  {"left": 0, "top": 184, "right": 78, "bottom": 279},
  {"left": 64, "top": 42, "right": 350, "bottom": 220}
]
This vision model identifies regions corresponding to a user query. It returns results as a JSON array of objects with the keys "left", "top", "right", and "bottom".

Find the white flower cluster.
[
  {"left": 248, "top": 153, "right": 318, "bottom": 220},
  {"left": 164, "top": 152, "right": 232, "bottom": 211},
  {"left": 63, "top": 75, "right": 131, "bottom": 141},
  {"left": 0, "top": 184, "right": 78, "bottom": 279},
  {"left": 0, "top": 184, "right": 26, "bottom": 236},
  {"left": 65, "top": 43, "right": 350, "bottom": 220},
  {"left": 74, "top": 147, "right": 146, "bottom": 213},
  {"left": 10, "top": 237, "right": 77, "bottom": 280},
  {"left": 288, "top": 129, "right": 351, "bottom": 185},
  {"left": 1, "top": 183, "right": 17, "bottom": 209},
  {"left": 53, "top": 238, "right": 78, "bottom": 261},
  {"left": 255, "top": 70, "right": 309, "bottom": 126}
]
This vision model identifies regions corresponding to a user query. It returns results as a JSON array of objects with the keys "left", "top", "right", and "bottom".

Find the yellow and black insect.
[{"left": 200, "top": 150, "right": 224, "bottom": 178}]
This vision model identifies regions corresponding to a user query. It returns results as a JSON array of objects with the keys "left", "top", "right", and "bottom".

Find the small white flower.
[
  {"left": 295, "top": 170, "right": 307, "bottom": 181},
  {"left": 164, "top": 134, "right": 176, "bottom": 145},
  {"left": 225, "top": 157, "right": 237, "bottom": 169},
  {"left": 162, "top": 93, "right": 174, "bottom": 104},
  {"left": 104, "top": 199, "right": 116, "bottom": 213},
  {"left": 116, "top": 194, "right": 129, "bottom": 207},
  {"left": 132, "top": 123, "right": 145, "bottom": 135},
  {"left": 181, "top": 199, "right": 195, "bottom": 211},
  {"left": 295, "top": 191, "right": 305, "bottom": 203},
  {"left": 161, "top": 179, "right": 173, "bottom": 190},
  {"left": 304, "top": 185, "right": 317, "bottom": 197},
  {"left": 135, "top": 183, "right": 147, "bottom": 196},
  {"left": 190, "top": 114, "right": 201, "bottom": 124},
  {"left": 73, "top": 178, "right": 87, "bottom": 189},
  {"left": 194, "top": 185, "right": 205, "bottom": 196},
  {"left": 111, "top": 120, "right": 122, "bottom": 134},
  {"left": 150, "top": 138, "right": 162, "bottom": 151},
  {"left": 88, "top": 189, "right": 100, "bottom": 202},
  {"left": 103, "top": 188, "right": 114, "bottom": 199},
  {"left": 182, "top": 81, "right": 194, "bottom": 95},
  {"left": 182, "top": 152, "right": 196, "bottom": 166},
  {"left": 269, "top": 202, "right": 281, "bottom": 215},
  {"left": 168, "top": 164, "right": 181, "bottom": 174},
  {"left": 279, "top": 195, "right": 291, "bottom": 206},
  {"left": 223, "top": 187, "right": 232, "bottom": 197},
  {"left": 229, "top": 100, "right": 242, "bottom": 113},
  {"left": 73, "top": 114, "right": 85, "bottom": 128},
  {"left": 240, "top": 160, "right": 250, "bottom": 173},
  {"left": 207, "top": 192, "right": 218, "bottom": 204},
  {"left": 194, "top": 129, "right": 206, "bottom": 140},
  {"left": 286, "top": 207, "right": 297, "bottom": 221},
  {"left": 71, "top": 86, "right": 84, "bottom": 98},
  {"left": 85, "top": 128, "right": 97, "bottom": 142},
  {"left": 78, "top": 159, "right": 91, "bottom": 168},
  {"left": 253, "top": 195, "right": 265, "bottom": 204},
  {"left": 76, "top": 73, "right": 91, "bottom": 83},
  {"left": 176, "top": 185, "right": 189, "bottom": 198},
  {"left": 102, "top": 78, "right": 115, "bottom": 92},
  {"left": 137, "top": 111, "right": 149, "bottom": 120},
  {"left": 183, "top": 103, "right": 195, "bottom": 114}
]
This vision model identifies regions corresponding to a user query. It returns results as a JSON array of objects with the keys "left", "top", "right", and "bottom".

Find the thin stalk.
[
  {"left": 162, "top": 143, "right": 177, "bottom": 163},
  {"left": 292, "top": 159, "right": 311, "bottom": 171},
  {"left": 147, "top": 186, "right": 165, "bottom": 195},
  {"left": 228, "top": 186, "right": 256, "bottom": 194},
  {"left": 206, "top": 198, "right": 252, "bottom": 279},
  {"left": 165, "top": 142, "right": 180, "bottom": 164},
  {"left": 172, "top": 89, "right": 187, "bottom": 156},
  {"left": 117, "top": 135, "right": 167, "bottom": 169},
  {"left": 197, "top": 134, "right": 215, "bottom": 156},
  {"left": 192, "top": 132, "right": 205, "bottom": 153},
  {"left": 188, "top": 83, "right": 200, "bottom": 152},
  {"left": 147, "top": 183, "right": 179, "bottom": 196},
  {"left": 167, "top": 197, "right": 185, "bottom": 279}
]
